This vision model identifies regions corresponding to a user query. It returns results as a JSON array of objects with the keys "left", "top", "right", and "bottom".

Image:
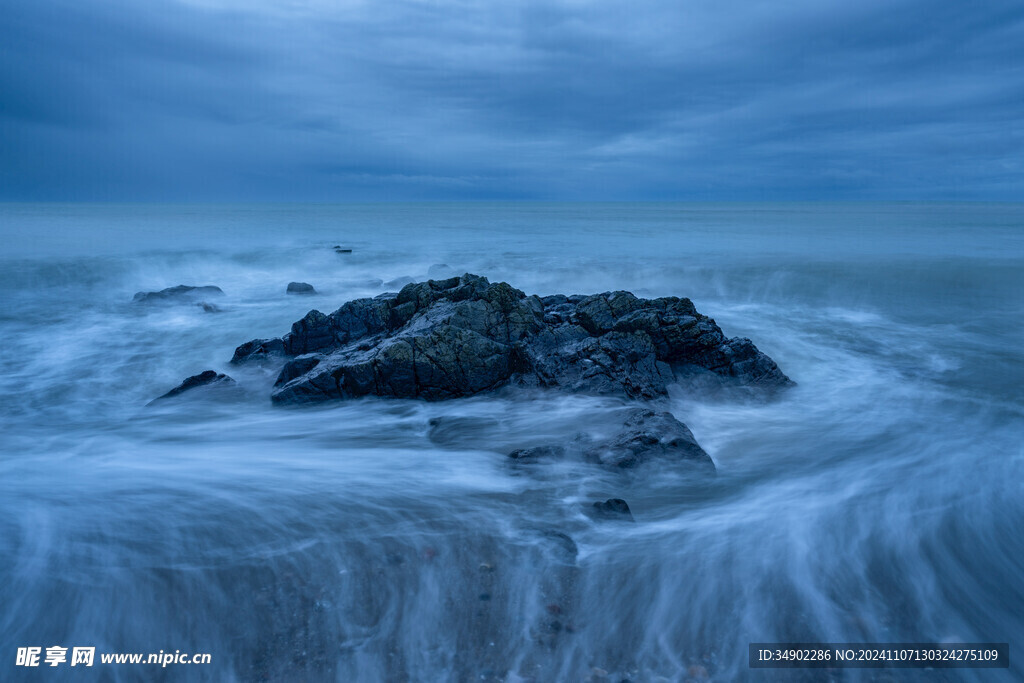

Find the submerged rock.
[
  {"left": 287, "top": 282, "right": 317, "bottom": 295},
  {"left": 426, "top": 416, "right": 501, "bottom": 448},
  {"left": 227, "top": 273, "right": 791, "bottom": 404},
  {"left": 508, "top": 408, "right": 715, "bottom": 471},
  {"left": 584, "top": 408, "right": 713, "bottom": 469},
  {"left": 507, "top": 445, "right": 566, "bottom": 462},
  {"left": 591, "top": 498, "right": 634, "bottom": 521},
  {"left": 427, "top": 263, "right": 457, "bottom": 279},
  {"left": 133, "top": 285, "right": 224, "bottom": 303},
  {"left": 384, "top": 276, "right": 416, "bottom": 289},
  {"left": 152, "top": 370, "right": 235, "bottom": 402}
]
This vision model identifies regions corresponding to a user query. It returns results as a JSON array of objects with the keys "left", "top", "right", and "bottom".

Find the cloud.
[{"left": 0, "top": 0, "right": 1021, "bottom": 200}]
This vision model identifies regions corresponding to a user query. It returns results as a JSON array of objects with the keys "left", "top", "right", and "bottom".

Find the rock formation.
[{"left": 228, "top": 273, "right": 791, "bottom": 405}]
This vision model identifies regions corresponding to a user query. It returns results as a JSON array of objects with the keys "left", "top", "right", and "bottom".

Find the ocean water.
[{"left": 0, "top": 202, "right": 1021, "bottom": 682}]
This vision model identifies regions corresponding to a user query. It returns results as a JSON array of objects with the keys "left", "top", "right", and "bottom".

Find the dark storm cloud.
[{"left": 1, "top": 0, "right": 1022, "bottom": 200}]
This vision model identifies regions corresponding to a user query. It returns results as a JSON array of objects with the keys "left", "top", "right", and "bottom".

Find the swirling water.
[{"left": 0, "top": 203, "right": 1021, "bottom": 682}]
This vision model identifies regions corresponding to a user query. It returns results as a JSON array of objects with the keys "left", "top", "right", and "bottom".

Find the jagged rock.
[
  {"left": 227, "top": 274, "right": 791, "bottom": 404},
  {"left": 592, "top": 498, "right": 634, "bottom": 521},
  {"left": 287, "top": 282, "right": 317, "bottom": 295},
  {"left": 133, "top": 285, "right": 224, "bottom": 303},
  {"left": 152, "top": 370, "right": 235, "bottom": 402},
  {"left": 584, "top": 408, "right": 713, "bottom": 469}
]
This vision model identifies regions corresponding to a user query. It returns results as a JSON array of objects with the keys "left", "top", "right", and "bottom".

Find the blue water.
[{"left": 0, "top": 202, "right": 1022, "bottom": 681}]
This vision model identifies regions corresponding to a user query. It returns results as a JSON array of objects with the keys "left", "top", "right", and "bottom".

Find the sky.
[{"left": 1, "top": 0, "right": 1022, "bottom": 201}]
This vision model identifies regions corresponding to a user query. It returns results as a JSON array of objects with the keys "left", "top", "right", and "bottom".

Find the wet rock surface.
[{"left": 226, "top": 273, "right": 791, "bottom": 404}]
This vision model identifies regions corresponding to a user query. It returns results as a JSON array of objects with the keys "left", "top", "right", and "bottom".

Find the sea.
[{"left": 0, "top": 202, "right": 1021, "bottom": 681}]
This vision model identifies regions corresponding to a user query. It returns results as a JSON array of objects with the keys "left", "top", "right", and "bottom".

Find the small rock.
[
  {"left": 196, "top": 302, "right": 221, "bottom": 313},
  {"left": 507, "top": 445, "right": 565, "bottom": 461},
  {"left": 133, "top": 285, "right": 224, "bottom": 303},
  {"left": 286, "top": 282, "right": 317, "bottom": 295},
  {"left": 151, "top": 370, "right": 235, "bottom": 402},
  {"left": 584, "top": 409, "right": 714, "bottom": 470},
  {"left": 333, "top": 246, "right": 353, "bottom": 254},
  {"left": 592, "top": 498, "right": 635, "bottom": 521}
]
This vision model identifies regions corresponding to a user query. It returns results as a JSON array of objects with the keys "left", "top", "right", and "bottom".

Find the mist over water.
[{"left": 1, "top": 203, "right": 1021, "bottom": 682}]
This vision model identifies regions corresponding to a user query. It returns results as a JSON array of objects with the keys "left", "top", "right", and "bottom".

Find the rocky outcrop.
[
  {"left": 229, "top": 273, "right": 791, "bottom": 404},
  {"left": 287, "top": 282, "right": 317, "bottom": 295},
  {"left": 152, "top": 370, "right": 234, "bottom": 402},
  {"left": 133, "top": 285, "right": 224, "bottom": 303}
]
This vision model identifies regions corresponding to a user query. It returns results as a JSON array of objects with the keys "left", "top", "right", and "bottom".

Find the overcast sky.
[{"left": 1, "top": 0, "right": 1022, "bottom": 201}]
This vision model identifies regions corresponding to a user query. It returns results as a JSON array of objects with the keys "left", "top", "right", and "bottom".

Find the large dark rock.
[
  {"left": 286, "top": 282, "right": 317, "bottom": 295},
  {"left": 152, "top": 370, "right": 235, "bottom": 402},
  {"left": 227, "top": 274, "right": 792, "bottom": 404},
  {"left": 133, "top": 285, "right": 224, "bottom": 303}
]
